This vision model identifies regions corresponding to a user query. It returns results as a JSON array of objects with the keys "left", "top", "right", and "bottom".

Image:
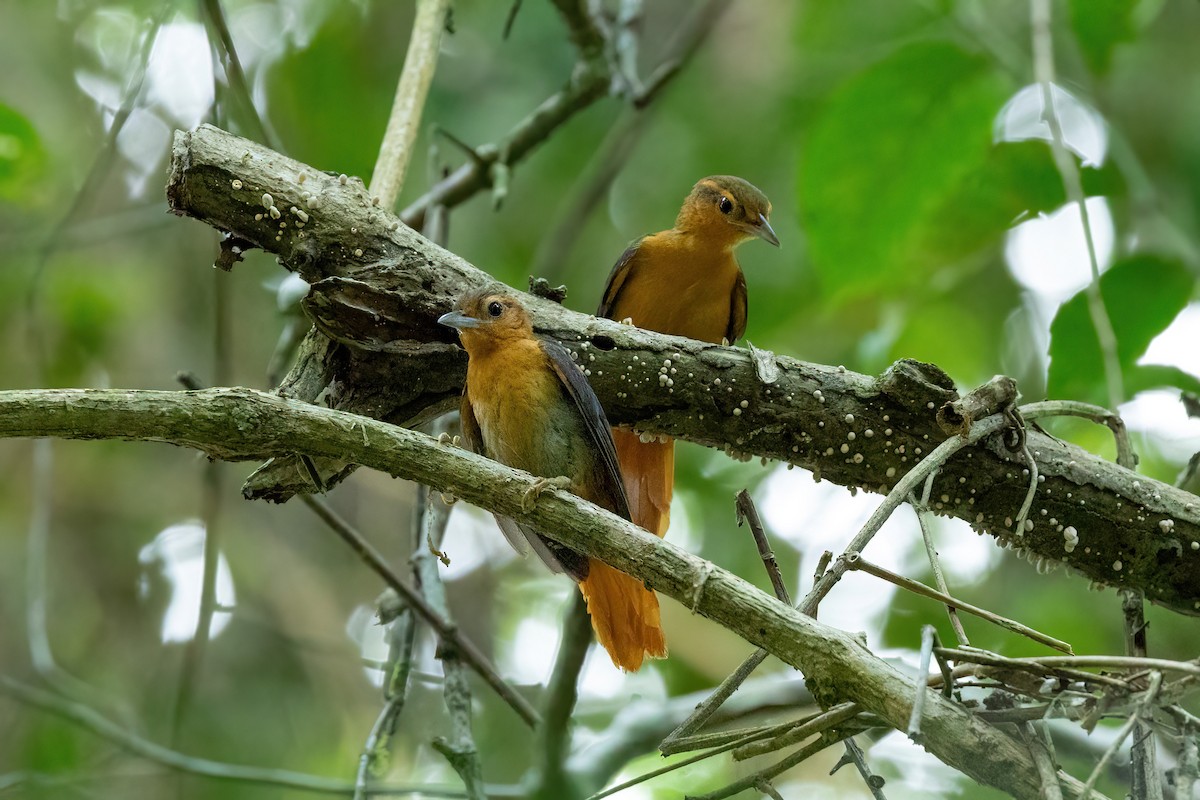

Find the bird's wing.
[
  {"left": 541, "top": 338, "right": 633, "bottom": 523},
  {"left": 596, "top": 237, "right": 646, "bottom": 319},
  {"left": 726, "top": 268, "right": 748, "bottom": 344},
  {"left": 461, "top": 388, "right": 588, "bottom": 579}
]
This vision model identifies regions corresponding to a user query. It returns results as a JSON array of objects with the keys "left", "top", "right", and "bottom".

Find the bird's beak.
[
  {"left": 438, "top": 311, "right": 482, "bottom": 330},
  {"left": 753, "top": 213, "right": 780, "bottom": 247}
]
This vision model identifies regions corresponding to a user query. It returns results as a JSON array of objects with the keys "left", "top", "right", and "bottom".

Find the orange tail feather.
[
  {"left": 612, "top": 429, "right": 674, "bottom": 538},
  {"left": 578, "top": 558, "right": 666, "bottom": 671}
]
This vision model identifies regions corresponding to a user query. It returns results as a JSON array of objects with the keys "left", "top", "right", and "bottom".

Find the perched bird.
[
  {"left": 597, "top": 176, "right": 778, "bottom": 537},
  {"left": 438, "top": 290, "right": 666, "bottom": 671}
]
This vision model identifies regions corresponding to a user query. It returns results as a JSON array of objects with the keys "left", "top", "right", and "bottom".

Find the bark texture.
[{"left": 164, "top": 124, "right": 1200, "bottom": 617}]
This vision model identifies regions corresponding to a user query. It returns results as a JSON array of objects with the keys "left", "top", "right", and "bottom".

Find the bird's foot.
[
  {"left": 436, "top": 432, "right": 463, "bottom": 447},
  {"left": 618, "top": 317, "right": 634, "bottom": 325},
  {"left": 521, "top": 475, "right": 572, "bottom": 512}
]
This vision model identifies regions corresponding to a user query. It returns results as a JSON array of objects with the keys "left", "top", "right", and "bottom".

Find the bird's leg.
[{"left": 521, "top": 475, "right": 573, "bottom": 512}]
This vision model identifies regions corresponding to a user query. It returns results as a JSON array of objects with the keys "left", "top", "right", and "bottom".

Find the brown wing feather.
[
  {"left": 726, "top": 268, "right": 748, "bottom": 344},
  {"left": 596, "top": 237, "right": 646, "bottom": 319},
  {"left": 540, "top": 338, "right": 632, "bottom": 522}
]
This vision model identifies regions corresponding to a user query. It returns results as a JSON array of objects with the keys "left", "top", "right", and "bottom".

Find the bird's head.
[
  {"left": 676, "top": 175, "right": 778, "bottom": 248},
  {"left": 438, "top": 290, "right": 533, "bottom": 352}
]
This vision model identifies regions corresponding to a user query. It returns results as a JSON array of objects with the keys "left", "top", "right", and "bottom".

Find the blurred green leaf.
[
  {"left": 265, "top": 5, "right": 406, "bottom": 178},
  {"left": 918, "top": 140, "right": 1124, "bottom": 263},
  {"left": 798, "top": 42, "right": 1012, "bottom": 300},
  {"left": 1047, "top": 254, "right": 1193, "bottom": 403},
  {"left": 1069, "top": 0, "right": 1137, "bottom": 75},
  {"left": 0, "top": 103, "right": 45, "bottom": 202},
  {"left": 1126, "top": 363, "right": 1200, "bottom": 397}
]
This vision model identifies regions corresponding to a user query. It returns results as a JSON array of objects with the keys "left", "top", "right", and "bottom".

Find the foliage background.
[{"left": 1, "top": 0, "right": 1199, "bottom": 797}]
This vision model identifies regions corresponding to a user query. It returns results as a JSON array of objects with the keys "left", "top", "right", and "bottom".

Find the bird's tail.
[
  {"left": 612, "top": 429, "right": 674, "bottom": 538},
  {"left": 579, "top": 558, "right": 667, "bottom": 671}
]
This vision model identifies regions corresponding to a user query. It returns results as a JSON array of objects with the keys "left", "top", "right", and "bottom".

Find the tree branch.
[
  {"left": 165, "top": 124, "right": 1200, "bottom": 617},
  {"left": 370, "top": 0, "right": 451, "bottom": 208},
  {"left": 0, "top": 386, "right": 1096, "bottom": 799},
  {"left": 0, "top": 676, "right": 496, "bottom": 797}
]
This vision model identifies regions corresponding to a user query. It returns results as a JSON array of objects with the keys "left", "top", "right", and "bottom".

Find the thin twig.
[
  {"left": 735, "top": 489, "right": 791, "bottom": 603},
  {"left": 1030, "top": 0, "right": 1123, "bottom": 410},
  {"left": 1013, "top": 436, "right": 1040, "bottom": 540},
  {"left": 1078, "top": 672, "right": 1164, "bottom": 800},
  {"left": 1122, "top": 590, "right": 1163, "bottom": 800},
  {"left": 755, "top": 780, "right": 785, "bottom": 800},
  {"left": 171, "top": 262, "right": 232, "bottom": 743},
  {"left": 415, "top": 484, "right": 487, "bottom": 800},
  {"left": 833, "top": 737, "right": 889, "bottom": 800},
  {"left": 936, "top": 649, "right": 1199, "bottom": 679},
  {"left": 812, "top": 550, "right": 833, "bottom": 592},
  {"left": 908, "top": 626, "right": 937, "bottom": 743},
  {"left": 846, "top": 554, "right": 1072, "bottom": 653},
  {"left": 298, "top": 494, "right": 540, "bottom": 728},
  {"left": 732, "top": 702, "right": 861, "bottom": 761},
  {"left": 370, "top": 0, "right": 451, "bottom": 208},
  {"left": 199, "top": 0, "right": 276, "bottom": 148},
  {"left": 0, "top": 676, "right": 482, "bottom": 797},
  {"left": 531, "top": 592, "right": 592, "bottom": 797},
  {"left": 1018, "top": 400, "right": 1136, "bottom": 470},
  {"left": 586, "top": 713, "right": 817, "bottom": 800},
  {"left": 354, "top": 607, "right": 415, "bottom": 798},
  {"left": 1019, "top": 722, "right": 1064, "bottom": 800},
  {"left": 355, "top": 481, "right": 432, "bottom": 799},
  {"left": 661, "top": 414, "right": 1011, "bottom": 749},
  {"left": 688, "top": 729, "right": 856, "bottom": 800},
  {"left": 913, "top": 473, "right": 969, "bottom": 645}
]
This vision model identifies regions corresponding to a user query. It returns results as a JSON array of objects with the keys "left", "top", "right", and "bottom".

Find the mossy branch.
[{"left": 0, "top": 386, "right": 1053, "bottom": 799}]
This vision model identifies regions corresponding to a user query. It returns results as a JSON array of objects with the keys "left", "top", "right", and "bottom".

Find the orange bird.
[
  {"left": 597, "top": 176, "right": 778, "bottom": 537},
  {"left": 439, "top": 291, "right": 666, "bottom": 671}
]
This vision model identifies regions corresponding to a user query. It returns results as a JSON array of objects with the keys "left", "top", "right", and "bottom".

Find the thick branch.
[
  {"left": 165, "top": 124, "right": 1200, "bottom": 616},
  {"left": 0, "top": 386, "right": 1053, "bottom": 799}
]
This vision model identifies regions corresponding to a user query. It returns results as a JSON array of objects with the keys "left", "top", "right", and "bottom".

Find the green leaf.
[
  {"left": 1127, "top": 364, "right": 1200, "bottom": 397},
  {"left": 1069, "top": 0, "right": 1138, "bottom": 75},
  {"left": 0, "top": 102, "right": 45, "bottom": 202},
  {"left": 916, "top": 140, "right": 1125, "bottom": 264},
  {"left": 798, "top": 42, "right": 1012, "bottom": 300},
  {"left": 1047, "top": 254, "right": 1193, "bottom": 403}
]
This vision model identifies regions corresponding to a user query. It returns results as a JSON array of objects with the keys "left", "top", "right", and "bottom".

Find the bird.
[
  {"left": 596, "top": 175, "right": 778, "bottom": 538},
  {"left": 438, "top": 290, "right": 667, "bottom": 672}
]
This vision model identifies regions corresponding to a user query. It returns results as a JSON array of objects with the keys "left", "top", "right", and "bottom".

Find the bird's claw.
[
  {"left": 436, "top": 432, "right": 463, "bottom": 448},
  {"left": 521, "top": 476, "right": 572, "bottom": 512},
  {"left": 619, "top": 317, "right": 634, "bottom": 325}
]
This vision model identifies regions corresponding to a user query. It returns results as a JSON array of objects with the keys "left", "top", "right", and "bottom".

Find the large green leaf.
[
  {"left": 1047, "top": 254, "right": 1194, "bottom": 403},
  {"left": 917, "top": 140, "right": 1124, "bottom": 263},
  {"left": 798, "top": 42, "right": 1012, "bottom": 300},
  {"left": 1069, "top": 0, "right": 1138, "bottom": 75},
  {"left": 0, "top": 103, "right": 45, "bottom": 202}
]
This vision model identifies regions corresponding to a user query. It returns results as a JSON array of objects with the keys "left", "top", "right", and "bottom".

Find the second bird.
[{"left": 597, "top": 175, "right": 778, "bottom": 538}]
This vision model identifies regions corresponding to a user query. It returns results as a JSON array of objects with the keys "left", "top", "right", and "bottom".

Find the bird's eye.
[
  {"left": 487, "top": 301, "right": 504, "bottom": 317},
  {"left": 719, "top": 196, "right": 733, "bottom": 214}
]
